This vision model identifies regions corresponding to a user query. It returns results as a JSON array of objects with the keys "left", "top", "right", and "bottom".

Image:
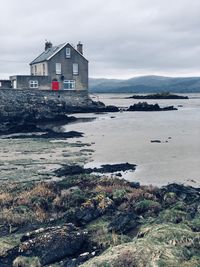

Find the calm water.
[{"left": 65, "top": 93, "right": 200, "bottom": 187}]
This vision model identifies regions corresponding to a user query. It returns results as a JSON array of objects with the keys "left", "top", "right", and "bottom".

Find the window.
[
  {"left": 66, "top": 47, "right": 71, "bottom": 58},
  {"left": 73, "top": 63, "right": 79, "bottom": 75},
  {"left": 34, "top": 65, "right": 37, "bottom": 75},
  {"left": 43, "top": 64, "right": 45, "bottom": 75},
  {"left": 56, "top": 63, "right": 61, "bottom": 74},
  {"left": 29, "top": 80, "right": 38, "bottom": 88},
  {"left": 63, "top": 80, "right": 75, "bottom": 90},
  {"left": 0, "top": 82, "right": 1, "bottom": 87}
]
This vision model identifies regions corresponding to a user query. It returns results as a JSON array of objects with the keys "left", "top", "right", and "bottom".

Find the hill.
[{"left": 89, "top": 75, "right": 200, "bottom": 93}]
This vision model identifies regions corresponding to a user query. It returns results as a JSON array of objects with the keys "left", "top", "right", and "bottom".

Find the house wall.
[
  {"left": 47, "top": 44, "right": 88, "bottom": 90},
  {"left": 31, "top": 62, "right": 48, "bottom": 76},
  {"left": 0, "top": 80, "right": 12, "bottom": 89},
  {"left": 10, "top": 75, "right": 51, "bottom": 90}
]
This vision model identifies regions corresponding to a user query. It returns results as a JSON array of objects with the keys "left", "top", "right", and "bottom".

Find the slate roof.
[{"left": 30, "top": 43, "right": 66, "bottom": 64}]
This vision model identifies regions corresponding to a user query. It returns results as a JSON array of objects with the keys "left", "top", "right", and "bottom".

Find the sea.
[{"left": 64, "top": 93, "right": 200, "bottom": 187}]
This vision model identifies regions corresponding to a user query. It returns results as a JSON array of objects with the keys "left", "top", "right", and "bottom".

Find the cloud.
[{"left": 0, "top": 0, "right": 200, "bottom": 78}]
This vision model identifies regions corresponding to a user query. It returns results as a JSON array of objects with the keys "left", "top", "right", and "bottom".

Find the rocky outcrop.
[
  {"left": 0, "top": 89, "right": 119, "bottom": 133},
  {"left": 54, "top": 163, "right": 136, "bottom": 177},
  {"left": 127, "top": 93, "right": 189, "bottom": 99},
  {"left": 127, "top": 102, "right": 177, "bottom": 111}
]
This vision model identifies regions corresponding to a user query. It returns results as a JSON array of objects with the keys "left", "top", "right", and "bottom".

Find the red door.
[{"left": 52, "top": 81, "right": 59, "bottom": 90}]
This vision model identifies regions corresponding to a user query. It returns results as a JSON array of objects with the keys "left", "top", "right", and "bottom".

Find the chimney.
[
  {"left": 45, "top": 40, "right": 53, "bottom": 51},
  {"left": 77, "top": 41, "right": 83, "bottom": 54}
]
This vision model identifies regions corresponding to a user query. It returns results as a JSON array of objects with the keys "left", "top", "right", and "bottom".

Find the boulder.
[
  {"left": 18, "top": 224, "right": 87, "bottom": 266},
  {"left": 74, "top": 195, "right": 114, "bottom": 225},
  {"left": 108, "top": 212, "right": 139, "bottom": 234}
]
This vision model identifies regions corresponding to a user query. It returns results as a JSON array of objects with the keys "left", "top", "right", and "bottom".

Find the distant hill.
[{"left": 89, "top": 75, "right": 200, "bottom": 93}]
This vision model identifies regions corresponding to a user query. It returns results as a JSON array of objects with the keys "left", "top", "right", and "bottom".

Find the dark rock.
[
  {"left": 18, "top": 224, "right": 87, "bottom": 266},
  {"left": 161, "top": 183, "right": 200, "bottom": 203},
  {"left": 74, "top": 207, "right": 102, "bottom": 225},
  {"left": 89, "top": 162, "right": 137, "bottom": 173},
  {"left": 108, "top": 212, "right": 139, "bottom": 234},
  {"left": 116, "top": 173, "right": 122, "bottom": 177},
  {"left": 127, "top": 102, "right": 177, "bottom": 111},
  {"left": 4, "top": 130, "right": 84, "bottom": 139},
  {"left": 129, "top": 181, "right": 140, "bottom": 188},
  {"left": 73, "top": 196, "right": 114, "bottom": 225},
  {"left": 151, "top": 140, "right": 161, "bottom": 143},
  {"left": 127, "top": 93, "right": 189, "bottom": 99},
  {"left": 54, "top": 163, "right": 137, "bottom": 177},
  {"left": 54, "top": 165, "right": 85, "bottom": 177}
]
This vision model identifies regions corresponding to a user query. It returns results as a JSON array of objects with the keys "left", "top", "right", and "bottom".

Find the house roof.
[
  {"left": 30, "top": 43, "right": 66, "bottom": 64},
  {"left": 30, "top": 42, "right": 88, "bottom": 65}
]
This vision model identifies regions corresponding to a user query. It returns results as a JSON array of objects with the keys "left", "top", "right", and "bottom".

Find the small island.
[
  {"left": 127, "top": 102, "right": 177, "bottom": 111},
  {"left": 127, "top": 92, "right": 189, "bottom": 99}
]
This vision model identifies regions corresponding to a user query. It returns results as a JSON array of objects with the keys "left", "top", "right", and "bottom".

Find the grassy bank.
[{"left": 0, "top": 171, "right": 199, "bottom": 266}]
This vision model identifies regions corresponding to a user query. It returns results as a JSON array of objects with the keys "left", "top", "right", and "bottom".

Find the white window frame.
[
  {"left": 63, "top": 80, "right": 75, "bottom": 90},
  {"left": 73, "top": 63, "right": 79, "bottom": 75},
  {"left": 29, "top": 80, "right": 38, "bottom": 89},
  {"left": 0, "top": 82, "right": 1, "bottom": 87},
  {"left": 66, "top": 47, "right": 71, "bottom": 58},
  {"left": 56, "top": 63, "right": 61, "bottom": 75}
]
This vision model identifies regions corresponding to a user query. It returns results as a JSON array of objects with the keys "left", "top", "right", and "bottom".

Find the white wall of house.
[{"left": 30, "top": 62, "right": 48, "bottom": 76}]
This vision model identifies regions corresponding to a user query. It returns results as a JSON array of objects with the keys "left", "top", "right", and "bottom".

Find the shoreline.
[{"left": 0, "top": 93, "right": 199, "bottom": 266}]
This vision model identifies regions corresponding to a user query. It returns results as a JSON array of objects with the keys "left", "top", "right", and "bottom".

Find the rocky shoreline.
[
  {"left": 0, "top": 166, "right": 199, "bottom": 266},
  {"left": 0, "top": 89, "right": 181, "bottom": 135},
  {"left": 0, "top": 91, "right": 197, "bottom": 266},
  {"left": 0, "top": 125, "right": 199, "bottom": 266}
]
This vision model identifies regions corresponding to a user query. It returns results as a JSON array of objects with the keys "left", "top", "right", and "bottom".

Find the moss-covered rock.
[
  {"left": 81, "top": 224, "right": 200, "bottom": 267},
  {"left": 13, "top": 256, "right": 41, "bottom": 267}
]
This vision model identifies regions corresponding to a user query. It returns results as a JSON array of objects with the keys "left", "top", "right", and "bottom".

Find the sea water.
[{"left": 64, "top": 93, "right": 200, "bottom": 187}]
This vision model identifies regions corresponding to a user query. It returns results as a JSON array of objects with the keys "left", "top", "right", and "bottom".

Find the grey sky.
[{"left": 1, "top": 0, "right": 200, "bottom": 79}]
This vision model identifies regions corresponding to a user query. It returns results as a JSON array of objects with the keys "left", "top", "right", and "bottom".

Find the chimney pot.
[
  {"left": 77, "top": 42, "right": 83, "bottom": 54},
  {"left": 45, "top": 41, "right": 53, "bottom": 51}
]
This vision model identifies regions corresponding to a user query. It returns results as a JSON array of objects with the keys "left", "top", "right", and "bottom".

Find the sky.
[{"left": 1, "top": 0, "right": 200, "bottom": 79}]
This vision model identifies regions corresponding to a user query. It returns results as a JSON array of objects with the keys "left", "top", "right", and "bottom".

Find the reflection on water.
[{"left": 65, "top": 93, "right": 200, "bottom": 187}]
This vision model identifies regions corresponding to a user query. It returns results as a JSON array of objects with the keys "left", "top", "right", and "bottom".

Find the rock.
[
  {"left": 129, "top": 181, "right": 140, "bottom": 188},
  {"left": 126, "top": 93, "right": 189, "bottom": 99},
  {"left": 18, "top": 224, "right": 87, "bottom": 266},
  {"left": 108, "top": 212, "right": 139, "bottom": 234},
  {"left": 0, "top": 89, "right": 120, "bottom": 134},
  {"left": 151, "top": 140, "right": 161, "bottom": 143},
  {"left": 81, "top": 224, "right": 200, "bottom": 267},
  {"left": 54, "top": 163, "right": 137, "bottom": 177},
  {"left": 161, "top": 183, "right": 200, "bottom": 203},
  {"left": 3, "top": 130, "right": 84, "bottom": 139},
  {"left": 54, "top": 165, "right": 85, "bottom": 177},
  {"left": 74, "top": 195, "right": 114, "bottom": 225},
  {"left": 127, "top": 102, "right": 177, "bottom": 111},
  {"left": 87, "top": 162, "right": 137, "bottom": 174},
  {"left": 13, "top": 256, "right": 41, "bottom": 267}
]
